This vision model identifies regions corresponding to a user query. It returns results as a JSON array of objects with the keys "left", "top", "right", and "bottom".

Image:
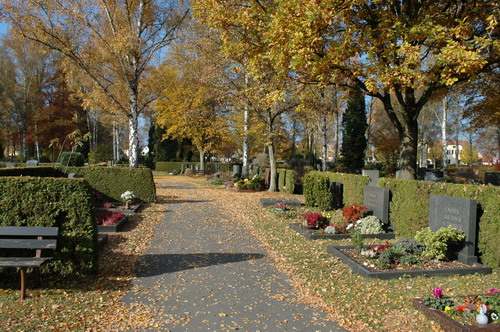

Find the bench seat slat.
[
  {"left": 0, "top": 257, "right": 53, "bottom": 268},
  {"left": 0, "top": 227, "right": 58, "bottom": 237},
  {"left": 0, "top": 239, "right": 57, "bottom": 249}
]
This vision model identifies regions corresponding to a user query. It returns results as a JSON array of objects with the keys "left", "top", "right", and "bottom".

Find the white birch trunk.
[
  {"left": 128, "top": 115, "right": 139, "bottom": 168},
  {"left": 334, "top": 112, "right": 339, "bottom": 163},
  {"left": 321, "top": 113, "right": 327, "bottom": 171},
  {"left": 199, "top": 149, "right": 205, "bottom": 170},
  {"left": 268, "top": 143, "right": 277, "bottom": 192},
  {"left": 35, "top": 121, "right": 40, "bottom": 161},
  {"left": 242, "top": 75, "right": 249, "bottom": 177},
  {"left": 441, "top": 96, "right": 447, "bottom": 172}
]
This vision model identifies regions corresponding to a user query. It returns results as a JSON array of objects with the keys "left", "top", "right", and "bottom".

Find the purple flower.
[
  {"left": 433, "top": 286, "right": 443, "bottom": 299},
  {"left": 486, "top": 288, "right": 500, "bottom": 296}
]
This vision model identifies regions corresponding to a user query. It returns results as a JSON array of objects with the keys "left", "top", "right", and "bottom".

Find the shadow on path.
[{"left": 135, "top": 253, "right": 266, "bottom": 277}]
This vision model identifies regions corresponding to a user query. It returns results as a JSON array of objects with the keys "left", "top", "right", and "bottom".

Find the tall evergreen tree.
[{"left": 341, "top": 89, "right": 368, "bottom": 173}]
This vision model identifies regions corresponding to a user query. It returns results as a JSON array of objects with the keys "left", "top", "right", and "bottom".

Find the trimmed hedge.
[
  {"left": 0, "top": 166, "right": 157, "bottom": 203},
  {"left": 285, "top": 169, "right": 297, "bottom": 194},
  {"left": 59, "top": 151, "right": 85, "bottom": 167},
  {"left": 60, "top": 166, "right": 157, "bottom": 203},
  {"left": 156, "top": 161, "right": 233, "bottom": 173},
  {"left": 277, "top": 169, "right": 286, "bottom": 192},
  {"left": 379, "top": 178, "right": 500, "bottom": 269},
  {"left": 0, "top": 177, "right": 97, "bottom": 275},
  {"left": 304, "top": 171, "right": 369, "bottom": 210}
]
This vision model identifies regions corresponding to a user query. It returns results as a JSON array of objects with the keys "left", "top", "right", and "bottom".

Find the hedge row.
[
  {"left": 0, "top": 177, "right": 97, "bottom": 275},
  {"left": 304, "top": 171, "right": 369, "bottom": 210},
  {"left": 0, "top": 166, "right": 157, "bottom": 203},
  {"left": 156, "top": 161, "right": 233, "bottom": 173},
  {"left": 277, "top": 168, "right": 297, "bottom": 194},
  {"left": 379, "top": 178, "right": 500, "bottom": 269},
  {"left": 58, "top": 167, "right": 157, "bottom": 203}
]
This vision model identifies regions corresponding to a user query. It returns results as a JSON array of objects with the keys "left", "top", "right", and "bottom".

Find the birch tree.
[{"left": 2, "top": 0, "right": 188, "bottom": 167}]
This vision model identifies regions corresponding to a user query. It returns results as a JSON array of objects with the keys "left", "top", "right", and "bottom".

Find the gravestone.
[
  {"left": 362, "top": 170, "right": 379, "bottom": 186},
  {"left": 363, "top": 186, "right": 390, "bottom": 225},
  {"left": 417, "top": 167, "right": 427, "bottom": 179},
  {"left": 5, "top": 162, "right": 15, "bottom": 168},
  {"left": 425, "top": 170, "right": 444, "bottom": 182},
  {"left": 429, "top": 194, "right": 478, "bottom": 265},
  {"left": 259, "top": 198, "right": 302, "bottom": 208},
  {"left": 263, "top": 168, "right": 271, "bottom": 187},
  {"left": 395, "top": 170, "right": 401, "bottom": 179},
  {"left": 26, "top": 160, "right": 38, "bottom": 167},
  {"left": 107, "top": 160, "right": 113, "bottom": 167},
  {"left": 241, "top": 165, "right": 249, "bottom": 179},
  {"left": 68, "top": 173, "right": 77, "bottom": 178},
  {"left": 485, "top": 173, "right": 500, "bottom": 186},
  {"left": 232, "top": 165, "right": 241, "bottom": 177},
  {"left": 456, "top": 170, "right": 474, "bottom": 179},
  {"left": 329, "top": 181, "right": 344, "bottom": 210}
]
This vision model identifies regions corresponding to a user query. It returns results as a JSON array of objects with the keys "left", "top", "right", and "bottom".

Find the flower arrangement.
[
  {"left": 301, "top": 212, "right": 328, "bottom": 229},
  {"left": 273, "top": 201, "right": 287, "bottom": 210},
  {"left": 103, "top": 202, "right": 114, "bottom": 209},
  {"left": 121, "top": 190, "right": 135, "bottom": 203},
  {"left": 423, "top": 287, "right": 500, "bottom": 326},
  {"left": 342, "top": 203, "right": 368, "bottom": 222},
  {"left": 96, "top": 211, "right": 125, "bottom": 226}
]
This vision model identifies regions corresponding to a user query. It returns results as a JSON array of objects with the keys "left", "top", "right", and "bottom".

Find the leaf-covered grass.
[{"left": 247, "top": 204, "right": 499, "bottom": 331}]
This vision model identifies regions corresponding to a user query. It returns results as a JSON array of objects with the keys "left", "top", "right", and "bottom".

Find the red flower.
[
  {"left": 301, "top": 212, "right": 325, "bottom": 227},
  {"left": 342, "top": 204, "right": 368, "bottom": 222},
  {"left": 457, "top": 305, "right": 469, "bottom": 312}
]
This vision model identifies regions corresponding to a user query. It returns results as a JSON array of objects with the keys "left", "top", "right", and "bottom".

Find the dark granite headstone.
[
  {"left": 241, "top": 165, "right": 249, "bottom": 178},
  {"left": 456, "top": 170, "right": 474, "bottom": 179},
  {"left": 26, "top": 160, "right": 38, "bottom": 167},
  {"left": 485, "top": 173, "right": 500, "bottom": 186},
  {"left": 429, "top": 194, "right": 478, "bottom": 265},
  {"left": 259, "top": 198, "right": 302, "bottom": 208},
  {"left": 232, "top": 165, "right": 241, "bottom": 176},
  {"left": 417, "top": 167, "right": 427, "bottom": 179},
  {"left": 362, "top": 170, "right": 379, "bottom": 186},
  {"left": 329, "top": 181, "right": 344, "bottom": 210},
  {"left": 363, "top": 186, "right": 390, "bottom": 225}
]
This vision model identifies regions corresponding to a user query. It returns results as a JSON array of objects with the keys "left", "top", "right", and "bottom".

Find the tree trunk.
[
  {"left": 334, "top": 112, "right": 339, "bottom": 163},
  {"left": 35, "top": 121, "right": 40, "bottom": 161},
  {"left": 22, "top": 127, "right": 27, "bottom": 162},
  {"left": 242, "top": 75, "right": 249, "bottom": 178},
  {"left": 199, "top": 148, "right": 205, "bottom": 170},
  {"left": 455, "top": 121, "right": 460, "bottom": 166},
  {"left": 397, "top": 115, "right": 419, "bottom": 180},
  {"left": 321, "top": 113, "right": 327, "bottom": 171},
  {"left": 268, "top": 143, "right": 277, "bottom": 192},
  {"left": 128, "top": 115, "right": 139, "bottom": 168},
  {"left": 441, "top": 96, "right": 447, "bottom": 173}
]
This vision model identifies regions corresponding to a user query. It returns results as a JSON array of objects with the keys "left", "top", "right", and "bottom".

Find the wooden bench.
[{"left": 0, "top": 226, "right": 58, "bottom": 300}]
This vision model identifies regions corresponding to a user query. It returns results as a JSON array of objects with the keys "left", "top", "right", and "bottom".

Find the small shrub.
[
  {"left": 59, "top": 151, "right": 84, "bottom": 166},
  {"left": 415, "top": 226, "right": 466, "bottom": 260},
  {"left": 395, "top": 238, "right": 425, "bottom": 254},
  {"left": 343, "top": 203, "right": 368, "bottom": 222},
  {"left": 329, "top": 209, "right": 350, "bottom": 233},
  {"left": 237, "top": 176, "right": 264, "bottom": 191},
  {"left": 356, "top": 215, "right": 384, "bottom": 234},
  {"left": 399, "top": 253, "right": 421, "bottom": 267},
  {"left": 88, "top": 144, "right": 113, "bottom": 164},
  {"left": 349, "top": 227, "right": 364, "bottom": 252},
  {"left": 301, "top": 212, "right": 328, "bottom": 228}
]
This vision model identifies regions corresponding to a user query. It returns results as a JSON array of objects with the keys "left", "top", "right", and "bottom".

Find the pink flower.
[
  {"left": 433, "top": 286, "right": 443, "bottom": 299},
  {"left": 486, "top": 288, "right": 500, "bottom": 296}
]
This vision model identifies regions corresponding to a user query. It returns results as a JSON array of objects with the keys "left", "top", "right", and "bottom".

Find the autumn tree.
[
  {"left": 2, "top": 0, "right": 189, "bottom": 167},
  {"left": 198, "top": 1, "right": 499, "bottom": 179}
]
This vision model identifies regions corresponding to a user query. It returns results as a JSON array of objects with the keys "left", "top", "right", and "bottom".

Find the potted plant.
[
  {"left": 273, "top": 201, "right": 287, "bottom": 211},
  {"left": 300, "top": 212, "right": 328, "bottom": 229}
]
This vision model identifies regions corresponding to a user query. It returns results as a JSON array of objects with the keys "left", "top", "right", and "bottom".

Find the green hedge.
[
  {"left": 60, "top": 166, "right": 157, "bottom": 203},
  {"left": 277, "top": 169, "right": 286, "bottom": 192},
  {"left": 0, "top": 177, "right": 97, "bottom": 275},
  {"left": 0, "top": 166, "right": 157, "bottom": 203},
  {"left": 285, "top": 169, "right": 297, "bottom": 194},
  {"left": 156, "top": 162, "right": 233, "bottom": 173},
  {"left": 379, "top": 178, "right": 500, "bottom": 269},
  {"left": 304, "top": 171, "right": 369, "bottom": 210}
]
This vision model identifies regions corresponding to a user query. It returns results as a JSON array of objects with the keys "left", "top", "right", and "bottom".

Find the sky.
[{"left": 0, "top": 22, "right": 9, "bottom": 36}]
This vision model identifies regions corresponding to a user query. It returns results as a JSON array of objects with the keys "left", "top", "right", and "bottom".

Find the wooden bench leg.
[{"left": 19, "top": 268, "right": 27, "bottom": 301}]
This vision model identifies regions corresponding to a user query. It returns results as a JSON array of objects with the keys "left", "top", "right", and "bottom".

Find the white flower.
[
  {"left": 121, "top": 190, "right": 135, "bottom": 202},
  {"left": 346, "top": 223, "right": 353, "bottom": 230},
  {"left": 356, "top": 219, "right": 363, "bottom": 225}
]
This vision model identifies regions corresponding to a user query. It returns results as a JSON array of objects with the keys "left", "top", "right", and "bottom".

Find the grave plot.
[{"left": 327, "top": 195, "right": 492, "bottom": 279}]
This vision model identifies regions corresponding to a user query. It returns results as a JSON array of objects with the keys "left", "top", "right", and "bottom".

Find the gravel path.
[{"left": 122, "top": 180, "right": 346, "bottom": 331}]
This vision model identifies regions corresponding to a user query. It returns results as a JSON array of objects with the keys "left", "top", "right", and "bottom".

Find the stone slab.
[
  {"left": 26, "top": 160, "right": 38, "bottom": 167},
  {"left": 259, "top": 198, "right": 301, "bottom": 208},
  {"left": 97, "top": 215, "right": 128, "bottom": 232},
  {"left": 290, "top": 223, "right": 395, "bottom": 240},
  {"left": 363, "top": 186, "right": 390, "bottom": 224},
  {"left": 329, "top": 181, "right": 344, "bottom": 210},
  {"left": 327, "top": 245, "right": 491, "bottom": 280},
  {"left": 425, "top": 170, "right": 444, "bottom": 182},
  {"left": 362, "top": 170, "right": 379, "bottom": 186},
  {"left": 429, "top": 194, "right": 478, "bottom": 265}
]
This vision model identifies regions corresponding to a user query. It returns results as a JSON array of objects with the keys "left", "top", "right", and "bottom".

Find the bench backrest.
[{"left": 0, "top": 227, "right": 58, "bottom": 250}]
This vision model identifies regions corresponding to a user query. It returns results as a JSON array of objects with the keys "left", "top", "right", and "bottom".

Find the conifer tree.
[{"left": 341, "top": 89, "right": 367, "bottom": 173}]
